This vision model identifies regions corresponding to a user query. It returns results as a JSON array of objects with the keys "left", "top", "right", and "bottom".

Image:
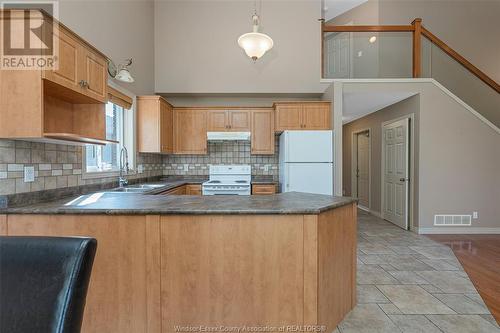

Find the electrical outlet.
[
  {"left": 264, "top": 165, "right": 269, "bottom": 172},
  {"left": 137, "top": 164, "right": 144, "bottom": 174},
  {"left": 24, "top": 166, "right": 35, "bottom": 182},
  {"left": 473, "top": 211, "right": 478, "bottom": 219},
  {"left": 183, "top": 164, "right": 189, "bottom": 172}
]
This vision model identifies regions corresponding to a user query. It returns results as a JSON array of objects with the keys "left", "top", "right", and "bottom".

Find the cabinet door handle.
[{"left": 79, "top": 80, "right": 89, "bottom": 88}]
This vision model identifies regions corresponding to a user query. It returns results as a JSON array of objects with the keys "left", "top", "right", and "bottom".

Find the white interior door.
[
  {"left": 325, "top": 32, "right": 350, "bottom": 78},
  {"left": 383, "top": 118, "right": 409, "bottom": 229},
  {"left": 356, "top": 131, "right": 370, "bottom": 209}
]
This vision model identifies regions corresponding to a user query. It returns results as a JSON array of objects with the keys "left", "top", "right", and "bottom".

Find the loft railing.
[{"left": 322, "top": 18, "right": 500, "bottom": 126}]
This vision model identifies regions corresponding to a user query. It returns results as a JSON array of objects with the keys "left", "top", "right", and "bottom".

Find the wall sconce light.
[{"left": 108, "top": 58, "right": 135, "bottom": 83}]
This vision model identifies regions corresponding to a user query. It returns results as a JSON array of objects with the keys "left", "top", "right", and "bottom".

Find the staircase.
[{"left": 322, "top": 18, "right": 500, "bottom": 128}]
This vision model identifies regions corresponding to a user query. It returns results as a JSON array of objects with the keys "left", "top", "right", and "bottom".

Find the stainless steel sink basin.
[
  {"left": 110, "top": 187, "right": 147, "bottom": 193},
  {"left": 108, "top": 183, "right": 166, "bottom": 193},
  {"left": 127, "top": 184, "right": 165, "bottom": 189}
]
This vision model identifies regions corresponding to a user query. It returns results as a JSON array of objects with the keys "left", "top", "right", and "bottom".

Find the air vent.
[{"left": 434, "top": 215, "right": 471, "bottom": 226}]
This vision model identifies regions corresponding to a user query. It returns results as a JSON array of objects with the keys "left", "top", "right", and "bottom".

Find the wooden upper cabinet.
[
  {"left": 228, "top": 110, "right": 250, "bottom": 131},
  {"left": 207, "top": 110, "right": 250, "bottom": 131},
  {"left": 137, "top": 96, "right": 173, "bottom": 154},
  {"left": 275, "top": 103, "right": 302, "bottom": 131},
  {"left": 80, "top": 47, "right": 107, "bottom": 103},
  {"left": 251, "top": 109, "right": 275, "bottom": 155},
  {"left": 207, "top": 110, "right": 228, "bottom": 131},
  {"left": 274, "top": 102, "right": 331, "bottom": 131},
  {"left": 302, "top": 103, "right": 331, "bottom": 130},
  {"left": 160, "top": 100, "right": 174, "bottom": 153},
  {"left": 42, "top": 26, "right": 107, "bottom": 103},
  {"left": 0, "top": 12, "right": 111, "bottom": 145},
  {"left": 173, "top": 108, "right": 207, "bottom": 154},
  {"left": 43, "top": 28, "right": 79, "bottom": 92}
]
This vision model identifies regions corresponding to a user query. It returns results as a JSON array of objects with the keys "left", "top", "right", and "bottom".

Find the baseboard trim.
[
  {"left": 358, "top": 205, "right": 370, "bottom": 212},
  {"left": 370, "top": 210, "right": 383, "bottom": 219},
  {"left": 418, "top": 227, "right": 500, "bottom": 235}
]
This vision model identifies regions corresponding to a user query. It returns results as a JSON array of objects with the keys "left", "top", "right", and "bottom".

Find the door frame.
[
  {"left": 351, "top": 128, "right": 371, "bottom": 212},
  {"left": 381, "top": 114, "right": 415, "bottom": 231}
]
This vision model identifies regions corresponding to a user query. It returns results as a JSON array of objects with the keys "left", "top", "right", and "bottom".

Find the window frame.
[{"left": 82, "top": 83, "right": 136, "bottom": 180}]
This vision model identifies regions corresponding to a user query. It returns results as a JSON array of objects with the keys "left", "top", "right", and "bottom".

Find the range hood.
[{"left": 207, "top": 132, "right": 251, "bottom": 141}]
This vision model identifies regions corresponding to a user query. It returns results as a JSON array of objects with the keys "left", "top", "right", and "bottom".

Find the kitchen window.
[
  {"left": 83, "top": 85, "right": 135, "bottom": 178},
  {"left": 85, "top": 102, "right": 124, "bottom": 173}
]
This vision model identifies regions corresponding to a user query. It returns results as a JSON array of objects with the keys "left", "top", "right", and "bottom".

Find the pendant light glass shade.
[{"left": 238, "top": 15, "right": 273, "bottom": 61}]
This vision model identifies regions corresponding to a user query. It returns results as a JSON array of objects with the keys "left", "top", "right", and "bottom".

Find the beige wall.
[
  {"left": 154, "top": 0, "right": 327, "bottom": 94},
  {"left": 341, "top": 80, "right": 500, "bottom": 231},
  {"left": 343, "top": 96, "right": 420, "bottom": 226},
  {"left": 59, "top": 0, "right": 155, "bottom": 95}
]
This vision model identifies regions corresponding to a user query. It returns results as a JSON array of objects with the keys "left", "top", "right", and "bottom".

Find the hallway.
[{"left": 336, "top": 210, "right": 499, "bottom": 332}]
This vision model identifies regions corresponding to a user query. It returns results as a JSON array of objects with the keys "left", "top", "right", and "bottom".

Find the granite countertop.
[
  {"left": 250, "top": 176, "right": 278, "bottom": 184},
  {"left": 1, "top": 190, "right": 355, "bottom": 215}
]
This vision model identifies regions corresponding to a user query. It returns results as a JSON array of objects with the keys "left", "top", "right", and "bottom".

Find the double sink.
[{"left": 108, "top": 184, "right": 167, "bottom": 193}]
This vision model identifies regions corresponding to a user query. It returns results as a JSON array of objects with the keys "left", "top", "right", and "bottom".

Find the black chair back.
[{"left": 0, "top": 236, "right": 97, "bottom": 333}]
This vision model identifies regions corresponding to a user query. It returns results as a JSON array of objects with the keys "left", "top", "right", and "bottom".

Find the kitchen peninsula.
[{"left": 0, "top": 189, "right": 357, "bottom": 333}]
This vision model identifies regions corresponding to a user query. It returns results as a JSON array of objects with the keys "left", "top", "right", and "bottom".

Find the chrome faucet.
[{"left": 119, "top": 146, "right": 129, "bottom": 188}]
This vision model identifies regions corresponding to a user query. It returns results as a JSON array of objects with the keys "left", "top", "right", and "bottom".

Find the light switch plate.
[{"left": 24, "top": 166, "right": 35, "bottom": 182}]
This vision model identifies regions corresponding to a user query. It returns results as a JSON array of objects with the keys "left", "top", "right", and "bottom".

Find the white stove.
[{"left": 202, "top": 165, "right": 251, "bottom": 195}]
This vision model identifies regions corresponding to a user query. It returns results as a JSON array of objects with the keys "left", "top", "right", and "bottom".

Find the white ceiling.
[
  {"left": 342, "top": 91, "right": 418, "bottom": 124},
  {"left": 323, "top": 0, "right": 369, "bottom": 22}
]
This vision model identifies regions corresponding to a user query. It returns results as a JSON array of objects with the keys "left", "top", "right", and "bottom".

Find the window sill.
[{"left": 82, "top": 170, "right": 137, "bottom": 180}]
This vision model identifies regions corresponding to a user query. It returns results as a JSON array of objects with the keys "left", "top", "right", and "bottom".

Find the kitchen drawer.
[
  {"left": 185, "top": 184, "right": 202, "bottom": 195},
  {"left": 252, "top": 184, "right": 276, "bottom": 195}
]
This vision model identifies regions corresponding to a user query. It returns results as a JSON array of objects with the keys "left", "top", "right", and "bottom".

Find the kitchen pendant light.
[{"left": 237, "top": 2, "right": 273, "bottom": 61}]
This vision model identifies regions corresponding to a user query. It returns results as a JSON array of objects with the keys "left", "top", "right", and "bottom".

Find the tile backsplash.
[
  {"left": 0, "top": 139, "right": 163, "bottom": 195},
  {"left": 163, "top": 138, "right": 280, "bottom": 180},
  {"left": 0, "top": 137, "right": 280, "bottom": 197}
]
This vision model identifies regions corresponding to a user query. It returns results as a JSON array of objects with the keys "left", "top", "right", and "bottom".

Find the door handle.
[{"left": 400, "top": 178, "right": 409, "bottom": 182}]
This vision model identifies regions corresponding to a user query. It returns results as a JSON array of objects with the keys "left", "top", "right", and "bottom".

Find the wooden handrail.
[
  {"left": 421, "top": 27, "right": 500, "bottom": 93},
  {"left": 322, "top": 19, "right": 500, "bottom": 94},
  {"left": 323, "top": 25, "right": 414, "bottom": 32}
]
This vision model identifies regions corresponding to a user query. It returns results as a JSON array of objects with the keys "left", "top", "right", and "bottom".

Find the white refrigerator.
[{"left": 279, "top": 130, "right": 333, "bottom": 195}]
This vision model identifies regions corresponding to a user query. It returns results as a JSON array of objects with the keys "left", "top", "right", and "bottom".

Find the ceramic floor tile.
[
  {"left": 377, "top": 285, "right": 455, "bottom": 314},
  {"left": 338, "top": 304, "right": 401, "bottom": 333},
  {"left": 480, "top": 315, "right": 500, "bottom": 328},
  {"left": 426, "top": 314, "right": 499, "bottom": 333},
  {"left": 388, "top": 271, "right": 430, "bottom": 285},
  {"left": 433, "top": 293, "right": 490, "bottom": 314},
  {"left": 346, "top": 210, "right": 488, "bottom": 331},
  {"left": 378, "top": 303, "right": 402, "bottom": 315},
  {"left": 420, "top": 284, "right": 444, "bottom": 294},
  {"left": 388, "top": 314, "right": 442, "bottom": 333},
  {"left": 357, "top": 285, "right": 390, "bottom": 304},
  {"left": 417, "top": 271, "right": 477, "bottom": 294},
  {"left": 409, "top": 246, "right": 455, "bottom": 259},
  {"left": 357, "top": 265, "right": 400, "bottom": 285}
]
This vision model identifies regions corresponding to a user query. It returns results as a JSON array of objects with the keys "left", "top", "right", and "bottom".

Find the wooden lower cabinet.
[
  {"left": 252, "top": 184, "right": 276, "bottom": 195},
  {"left": 4, "top": 204, "right": 356, "bottom": 333},
  {"left": 5, "top": 215, "right": 159, "bottom": 333},
  {"left": 161, "top": 184, "right": 202, "bottom": 195},
  {"left": 185, "top": 184, "right": 202, "bottom": 195}
]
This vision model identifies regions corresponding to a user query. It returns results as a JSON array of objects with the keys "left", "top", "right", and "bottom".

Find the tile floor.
[{"left": 335, "top": 210, "right": 500, "bottom": 333}]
